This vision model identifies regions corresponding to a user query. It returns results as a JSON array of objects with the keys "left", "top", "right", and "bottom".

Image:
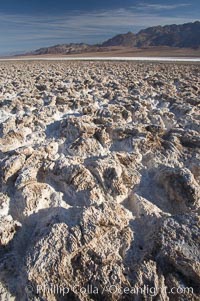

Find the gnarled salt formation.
[{"left": 0, "top": 61, "right": 199, "bottom": 301}]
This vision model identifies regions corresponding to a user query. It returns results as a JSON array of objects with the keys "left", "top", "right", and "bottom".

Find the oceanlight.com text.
[{"left": 32, "top": 283, "right": 194, "bottom": 297}]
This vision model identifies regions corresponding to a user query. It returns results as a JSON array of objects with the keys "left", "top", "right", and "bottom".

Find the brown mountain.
[
  {"left": 25, "top": 21, "right": 200, "bottom": 56},
  {"left": 102, "top": 21, "right": 200, "bottom": 49},
  {"left": 101, "top": 32, "right": 136, "bottom": 47},
  {"left": 29, "top": 43, "right": 100, "bottom": 55}
]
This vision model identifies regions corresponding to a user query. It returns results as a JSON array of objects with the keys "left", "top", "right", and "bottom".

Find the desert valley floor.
[{"left": 0, "top": 61, "right": 199, "bottom": 301}]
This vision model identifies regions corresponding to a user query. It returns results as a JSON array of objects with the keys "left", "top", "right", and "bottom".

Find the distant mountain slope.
[
  {"left": 102, "top": 32, "right": 136, "bottom": 47},
  {"left": 29, "top": 43, "right": 101, "bottom": 55},
  {"left": 102, "top": 21, "right": 200, "bottom": 49},
  {"left": 25, "top": 21, "right": 200, "bottom": 56}
]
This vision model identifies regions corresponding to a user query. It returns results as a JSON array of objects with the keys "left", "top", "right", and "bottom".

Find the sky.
[{"left": 0, "top": 0, "right": 199, "bottom": 55}]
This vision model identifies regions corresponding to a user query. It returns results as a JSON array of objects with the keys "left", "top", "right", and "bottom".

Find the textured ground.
[{"left": 0, "top": 61, "right": 199, "bottom": 301}]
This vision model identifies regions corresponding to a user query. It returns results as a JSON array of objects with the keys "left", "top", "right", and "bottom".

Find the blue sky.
[{"left": 0, "top": 0, "right": 199, "bottom": 55}]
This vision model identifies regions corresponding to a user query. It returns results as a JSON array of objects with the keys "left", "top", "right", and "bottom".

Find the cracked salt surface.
[
  {"left": 0, "top": 61, "right": 199, "bottom": 300},
  {"left": 0, "top": 110, "right": 11, "bottom": 123}
]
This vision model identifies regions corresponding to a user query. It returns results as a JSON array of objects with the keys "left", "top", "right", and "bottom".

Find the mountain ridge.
[
  {"left": 102, "top": 21, "right": 200, "bottom": 49},
  {"left": 24, "top": 21, "right": 200, "bottom": 56}
]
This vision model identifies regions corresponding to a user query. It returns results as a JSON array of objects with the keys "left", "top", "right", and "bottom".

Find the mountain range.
[{"left": 26, "top": 21, "right": 200, "bottom": 56}]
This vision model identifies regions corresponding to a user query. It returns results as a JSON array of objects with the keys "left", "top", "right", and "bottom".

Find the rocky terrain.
[{"left": 0, "top": 61, "right": 199, "bottom": 301}]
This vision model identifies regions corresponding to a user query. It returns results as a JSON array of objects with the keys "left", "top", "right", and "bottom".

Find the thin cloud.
[
  {"left": 0, "top": 5, "right": 198, "bottom": 54},
  {"left": 136, "top": 3, "right": 191, "bottom": 11},
  {"left": 0, "top": 8, "right": 195, "bottom": 31}
]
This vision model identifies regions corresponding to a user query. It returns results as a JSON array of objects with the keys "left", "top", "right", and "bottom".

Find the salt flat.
[
  {"left": 0, "top": 61, "right": 199, "bottom": 301},
  {"left": 1, "top": 56, "right": 200, "bottom": 62}
]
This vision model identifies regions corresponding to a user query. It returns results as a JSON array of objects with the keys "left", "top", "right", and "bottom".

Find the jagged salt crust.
[{"left": 0, "top": 61, "right": 199, "bottom": 301}]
